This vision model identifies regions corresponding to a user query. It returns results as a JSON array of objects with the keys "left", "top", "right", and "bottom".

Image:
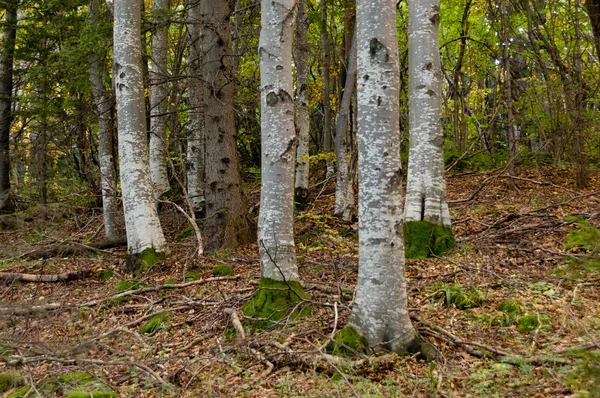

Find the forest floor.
[{"left": 0, "top": 165, "right": 599, "bottom": 397}]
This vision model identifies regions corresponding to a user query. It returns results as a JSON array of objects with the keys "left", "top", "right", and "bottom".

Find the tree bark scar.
[{"left": 429, "top": 13, "right": 440, "bottom": 25}]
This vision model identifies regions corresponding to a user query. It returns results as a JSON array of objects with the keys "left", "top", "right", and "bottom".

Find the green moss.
[
  {"left": 497, "top": 301, "right": 521, "bottom": 314},
  {"left": 242, "top": 277, "right": 310, "bottom": 329},
  {"left": 8, "top": 385, "right": 29, "bottom": 398},
  {"left": 184, "top": 269, "right": 203, "bottom": 281},
  {"left": 97, "top": 269, "right": 114, "bottom": 281},
  {"left": 0, "top": 373, "right": 21, "bottom": 393},
  {"left": 117, "top": 279, "right": 144, "bottom": 291},
  {"left": 212, "top": 264, "right": 234, "bottom": 277},
  {"left": 325, "top": 326, "right": 368, "bottom": 356},
  {"left": 125, "top": 247, "right": 166, "bottom": 274},
  {"left": 517, "top": 313, "right": 551, "bottom": 334},
  {"left": 163, "top": 278, "right": 177, "bottom": 285},
  {"left": 141, "top": 311, "right": 170, "bottom": 334},
  {"left": 8, "top": 371, "right": 109, "bottom": 398},
  {"left": 404, "top": 221, "right": 456, "bottom": 259},
  {"left": 176, "top": 224, "right": 193, "bottom": 240},
  {"left": 56, "top": 372, "right": 95, "bottom": 385},
  {"left": 66, "top": 391, "right": 116, "bottom": 398}
]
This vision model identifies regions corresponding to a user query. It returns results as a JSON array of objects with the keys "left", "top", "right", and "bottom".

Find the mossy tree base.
[
  {"left": 404, "top": 221, "right": 455, "bottom": 259},
  {"left": 327, "top": 326, "right": 438, "bottom": 362},
  {"left": 124, "top": 247, "right": 166, "bottom": 275},
  {"left": 242, "top": 277, "right": 310, "bottom": 329}
]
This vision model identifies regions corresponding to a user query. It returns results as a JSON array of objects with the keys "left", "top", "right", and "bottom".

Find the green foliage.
[
  {"left": 176, "top": 224, "right": 194, "bottom": 240},
  {"left": 433, "top": 283, "right": 486, "bottom": 310},
  {"left": 97, "top": 269, "right": 113, "bottom": 281},
  {"left": 117, "top": 279, "right": 144, "bottom": 291},
  {"left": 184, "top": 269, "right": 203, "bottom": 281},
  {"left": 564, "top": 217, "right": 600, "bottom": 273},
  {"left": 325, "top": 325, "right": 368, "bottom": 356},
  {"left": 163, "top": 278, "right": 177, "bottom": 285},
  {"left": 242, "top": 278, "right": 310, "bottom": 329},
  {"left": 8, "top": 372, "right": 112, "bottom": 398},
  {"left": 212, "top": 264, "right": 234, "bottom": 277},
  {"left": 516, "top": 313, "right": 550, "bottom": 334},
  {"left": 141, "top": 311, "right": 170, "bottom": 335},
  {"left": 566, "top": 350, "right": 600, "bottom": 397},
  {"left": 497, "top": 301, "right": 521, "bottom": 314},
  {"left": 404, "top": 221, "right": 456, "bottom": 259},
  {"left": 66, "top": 392, "right": 116, "bottom": 398},
  {"left": 0, "top": 373, "right": 21, "bottom": 393}
]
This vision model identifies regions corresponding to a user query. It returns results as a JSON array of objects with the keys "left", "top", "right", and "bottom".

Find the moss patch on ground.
[
  {"left": 404, "top": 221, "right": 456, "bottom": 259},
  {"left": 125, "top": 247, "right": 166, "bottom": 274},
  {"left": 242, "top": 277, "right": 310, "bottom": 329},
  {"left": 141, "top": 311, "right": 170, "bottom": 334},
  {"left": 212, "top": 264, "right": 234, "bottom": 277},
  {"left": 8, "top": 371, "right": 114, "bottom": 398},
  {"left": 0, "top": 373, "right": 21, "bottom": 393}
]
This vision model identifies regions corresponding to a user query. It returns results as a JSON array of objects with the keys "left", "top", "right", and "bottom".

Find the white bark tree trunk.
[
  {"left": 114, "top": 0, "right": 168, "bottom": 269},
  {"left": 258, "top": 0, "right": 299, "bottom": 282},
  {"left": 88, "top": 0, "right": 120, "bottom": 242},
  {"left": 294, "top": 0, "right": 310, "bottom": 205},
  {"left": 350, "top": 0, "right": 418, "bottom": 353},
  {"left": 186, "top": 0, "right": 204, "bottom": 213},
  {"left": 321, "top": 0, "right": 334, "bottom": 179},
  {"left": 200, "top": 0, "right": 252, "bottom": 251},
  {"left": 149, "top": 0, "right": 170, "bottom": 197},
  {"left": 404, "top": 0, "right": 451, "bottom": 227},
  {"left": 333, "top": 31, "right": 357, "bottom": 222}
]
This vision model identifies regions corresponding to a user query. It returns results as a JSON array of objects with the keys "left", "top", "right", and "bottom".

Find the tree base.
[
  {"left": 327, "top": 326, "right": 438, "bottom": 361},
  {"left": 404, "top": 221, "right": 455, "bottom": 259},
  {"left": 124, "top": 247, "right": 165, "bottom": 275},
  {"left": 242, "top": 277, "right": 310, "bottom": 329}
]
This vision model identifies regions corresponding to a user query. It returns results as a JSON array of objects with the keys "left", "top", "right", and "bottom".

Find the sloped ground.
[{"left": 0, "top": 165, "right": 598, "bottom": 397}]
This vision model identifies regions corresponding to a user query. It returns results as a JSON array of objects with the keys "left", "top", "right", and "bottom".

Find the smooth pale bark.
[
  {"left": 114, "top": 0, "right": 168, "bottom": 265},
  {"left": 186, "top": 0, "right": 204, "bottom": 213},
  {"left": 294, "top": 0, "right": 310, "bottom": 201},
  {"left": 350, "top": 0, "right": 417, "bottom": 352},
  {"left": 0, "top": 0, "right": 17, "bottom": 212},
  {"left": 149, "top": 0, "right": 170, "bottom": 197},
  {"left": 200, "top": 0, "right": 251, "bottom": 251},
  {"left": 88, "top": 0, "right": 120, "bottom": 242},
  {"left": 404, "top": 0, "right": 451, "bottom": 227},
  {"left": 333, "top": 31, "right": 357, "bottom": 222},
  {"left": 321, "top": 0, "right": 334, "bottom": 179},
  {"left": 258, "top": 0, "right": 299, "bottom": 281}
]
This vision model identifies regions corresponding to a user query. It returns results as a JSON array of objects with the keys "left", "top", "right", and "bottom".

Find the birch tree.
[
  {"left": 294, "top": 0, "right": 310, "bottom": 208},
  {"left": 114, "top": 0, "right": 168, "bottom": 272},
  {"left": 185, "top": 0, "right": 204, "bottom": 214},
  {"left": 200, "top": 0, "right": 252, "bottom": 251},
  {"left": 242, "top": 0, "right": 308, "bottom": 323},
  {"left": 88, "top": 0, "right": 120, "bottom": 242},
  {"left": 149, "top": 0, "right": 170, "bottom": 197},
  {"left": 0, "top": 0, "right": 17, "bottom": 212},
  {"left": 404, "top": 0, "right": 454, "bottom": 258},
  {"left": 339, "top": 0, "right": 426, "bottom": 355}
]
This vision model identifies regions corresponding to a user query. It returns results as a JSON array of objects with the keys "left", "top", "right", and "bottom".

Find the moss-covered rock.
[
  {"left": 404, "top": 221, "right": 456, "bottom": 259},
  {"left": 242, "top": 277, "right": 310, "bottom": 329},
  {"left": 325, "top": 325, "right": 368, "bottom": 356},
  {"left": 0, "top": 373, "right": 21, "bottom": 393},
  {"left": 212, "top": 264, "right": 234, "bottom": 277}
]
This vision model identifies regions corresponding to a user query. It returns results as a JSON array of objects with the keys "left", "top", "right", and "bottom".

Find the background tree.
[
  {"left": 114, "top": 0, "right": 168, "bottom": 271},
  {"left": 200, "top": 0, "right": 252, "bottom": 251},
  {"left": 0, "top": 0, "right": 17, "bottom": 212}
]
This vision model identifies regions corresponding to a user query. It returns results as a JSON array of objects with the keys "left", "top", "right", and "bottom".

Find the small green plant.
[
  {"left": 516, "top": 313, "right": 550, "bottom": 334},
  {"left": 564, "top": 217, "right": 600, "bottom": 273},
  {"left": 212, "top": 264, "right": 234, "bottom": 277},
  {"left": 0, "top": 373, "right": 21, "bottom": 393},
  {"left": 497, "top": 300, "right": 521, "bottom": 314},
  {"left": 566, "top": 349, "right": 600, "bottom": 397},
  {"left": 97, "top": 269, "right": 113, "bottom": 281},
  {"left": 176, "top": 224, "right": 194, "bottom": 240},
  {"left": 141, "top": 311, "right": 170, "bottom": 334},
  {"left": 184, "top": 269, "right": 203, "bottom": 281},
  {"left": 117, "top": 279, "right": 144, "bottom": 291},
  {"left": 433, "top": 283, "right": 486, "bottom": 310}
]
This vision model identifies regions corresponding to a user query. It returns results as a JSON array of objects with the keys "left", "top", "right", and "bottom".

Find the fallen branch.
[
  {"left": 82, "top": 276, "right": 239, "bottom": 307},
  {"left": 0, "top": 270, "right": 92, "bottom": 284},
  {"left": 0, "top": 303, "right": 67, "bottom": 315}
]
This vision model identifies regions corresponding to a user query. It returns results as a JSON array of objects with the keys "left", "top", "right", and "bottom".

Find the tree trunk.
[
  {"left": 321, "top": 0, "right": 334, "bottom": 179},
  {"left": 200, "top": 0, "right": 252, "bottom": 252},
  {"left": 186, "top": 0, "right": 204, "bottom": 214},
  {"left": 114, "top": 0, "right": 168, "bottom": 271},
  {"left": 294, "top": 0, "right": 310, "bottom": 208},
  {"left": 333, "top": 30, "right": 357, "bottom": 222},
  {"left": 404, "top": 0, "right": 452, "bottom": 228},
  {"left": 350, "top": 0, "right": 418, "bottom": 353},
  {"left": 258, "top": 0, "right": 299, "bottom": 282},
  {"left": 88, "top": 0, "right": 120, "bottom": 242},
  {"left": 585, "top": 0, "right": 600, "bottom": 59},
  {"left": 149, "top": 0, "right": 170, "bottom": 197},
  {"left": 501, "top": 1, "right": 516, "bottom": 184},
  {"left": 0, "top": 0, "right": 17, "bottom": 213}
]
